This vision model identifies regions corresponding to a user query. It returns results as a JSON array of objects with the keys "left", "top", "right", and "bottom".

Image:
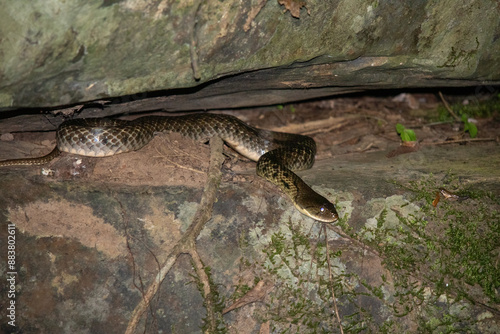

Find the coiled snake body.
[{"left": 0, "top": 114, "right": 338, "bottom": 222}]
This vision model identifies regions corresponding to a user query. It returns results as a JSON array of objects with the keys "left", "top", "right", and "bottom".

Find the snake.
[{"left": 0, "top": 114, "right": 338, "bottom": 222}]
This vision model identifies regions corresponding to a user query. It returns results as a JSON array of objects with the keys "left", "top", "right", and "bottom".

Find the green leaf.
[
  {"left": 396, "top": 124, "right": 417, "bottom": 142},
  {"left": 396, "top": 123, "right": 405, "bottom": 134},
  {"left": 405, "top": 129, "right": 417, "bottom": 141},
  {"left": 401, "top": 132, "right": 411, "bottom": 142},
  {"left": 465, "top": 122, "right": 478, "bottom": 138}
]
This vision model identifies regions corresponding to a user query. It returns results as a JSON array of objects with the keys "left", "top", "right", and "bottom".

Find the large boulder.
[{"left": 1, "top": 0, "right": 499, "bottom": 110}]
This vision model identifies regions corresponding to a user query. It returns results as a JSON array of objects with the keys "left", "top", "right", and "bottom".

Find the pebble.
[{"left": 0, "top": 133, "right": 14, "bottom": 141}]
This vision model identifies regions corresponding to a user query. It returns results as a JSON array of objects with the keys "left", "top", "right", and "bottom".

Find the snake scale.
[{"left": 0, "top": 114, "right": 338, "bottom": 222}]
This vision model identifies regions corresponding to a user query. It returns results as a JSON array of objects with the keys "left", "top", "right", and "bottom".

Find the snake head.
[
  {"left": 295, "top": 192, "right": 339, "bottom": 223},
  {"left": 312, "top": 201, "right": 339, "bottom": 223}
]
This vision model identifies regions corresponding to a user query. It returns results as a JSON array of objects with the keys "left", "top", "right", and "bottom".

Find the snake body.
[{"left": 0, "top": 114, "right": 338, "bottom": 222}]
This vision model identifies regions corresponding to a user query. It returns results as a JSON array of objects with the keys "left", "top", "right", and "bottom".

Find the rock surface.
[
  {"left": 1, "top": 0, "right": 500, "bottom": 110},
  {"left": 0, "top": 123, "right": 498, "bottom": 333}
]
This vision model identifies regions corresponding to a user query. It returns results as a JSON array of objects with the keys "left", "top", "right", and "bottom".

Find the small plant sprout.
[
  {"left": 396, "top": 123, "right": 417, "bottom": 144},
  {"left": 461, "top": 114, "right": 478, "bottom": 138}
]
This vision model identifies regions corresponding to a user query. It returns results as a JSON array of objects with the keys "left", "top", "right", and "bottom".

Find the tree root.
[{"left": 125, "top": 137, "right": 224, "bottom": 334}]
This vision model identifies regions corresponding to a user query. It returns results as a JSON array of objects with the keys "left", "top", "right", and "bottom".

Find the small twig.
[
  {"left": 411, "top": 121, "right": 454, "bottom": 128},
  {"left": 113, "top": 188, "right": 162, "bottom": 332},
  {"left": 190, "top": 249, "right": 217, "bottom": 331},
  {"left": 438, "top": 92, "right": 460, "bottom": 122},
  {"left": 166, "top": 140, "right": 207, "bottom": 164},
  {"left": 324, "top": 224, "right": 344, "bottom": 334},
  {"left": 326, "top": 224, "right": 380, "bottom": 258},
  {"left": 222, "top": 280, "right": 273, "bottom": 315},
  {"left": 270, "top": 116, "right": 352, "bottom": 136},
  {"left": 153, "top": 146, "right": 205, "bottom": 174},
  {"left": 425, "top": 137, "right": 497, "bottom": 145}
]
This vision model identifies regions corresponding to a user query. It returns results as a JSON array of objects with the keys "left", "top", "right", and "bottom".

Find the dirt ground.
[
  {"left": 2, "top": 89, "right": 499, "bottom": 186},
  {"left": 0, "top": 89, "right": 499, "bottom": 334}
]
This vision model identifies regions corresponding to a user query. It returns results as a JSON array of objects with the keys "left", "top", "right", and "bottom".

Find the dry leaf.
[{"left": 278, "top": 0, "right": 309, "bottom": 18}]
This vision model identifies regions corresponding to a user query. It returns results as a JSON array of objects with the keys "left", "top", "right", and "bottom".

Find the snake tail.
[{"left": 0, "top": 147, "right": 60, "bottom": 167}]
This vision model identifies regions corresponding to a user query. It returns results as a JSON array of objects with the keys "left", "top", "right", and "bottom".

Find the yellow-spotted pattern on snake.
[{"left": 0, "top": 114, "right": 338, "bottom": 222}]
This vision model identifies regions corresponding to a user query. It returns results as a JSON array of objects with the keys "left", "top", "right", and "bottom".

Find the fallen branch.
[
  {"left": 271, "top": 116, "right": 352, "bottom": 136},
  {"left": 426, "top": 137, "right": 497, "bottom": 145},
  {"left": 438, "top": 92, "right": 460, "bottom": 122},
  {"left": 125, "top": 136, "right": 224, "bottom": 334}
]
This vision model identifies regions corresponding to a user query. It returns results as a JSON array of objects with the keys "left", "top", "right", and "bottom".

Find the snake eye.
[{"left": 320, "top": 207, "right": 325, "bottom": 212}]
